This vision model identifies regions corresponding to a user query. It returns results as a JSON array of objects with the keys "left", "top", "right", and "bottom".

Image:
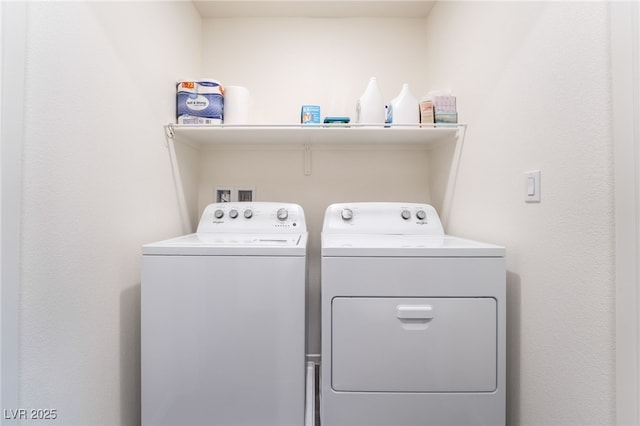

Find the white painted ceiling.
[{"left": 192, "top": 1, "right": 436, "bottom": 18}]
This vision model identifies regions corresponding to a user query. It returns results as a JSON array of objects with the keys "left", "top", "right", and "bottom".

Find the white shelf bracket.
[
  {"left": 304, "top": 142, "right": 312, "bottom": 176},
  {"left": 166, "top": 133, "right": 194, "bottom": 234},
  {"left": 440, "top": 124, "right": 467, "bottom": 229},
  {"left": 164, "top": 124, "right": 175, "bottom": 147}
]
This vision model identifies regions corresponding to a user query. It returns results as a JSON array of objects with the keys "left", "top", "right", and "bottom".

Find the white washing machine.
[
  {"left": 142, "top": 202, "right": 308, "bottom": 426},
  {"left": 320, "top": 202, "right": 506, "bottom": 426}
]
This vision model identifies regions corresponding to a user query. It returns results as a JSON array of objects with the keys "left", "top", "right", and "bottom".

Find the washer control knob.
[
  {"left": 214, "top": 209, "right": 224, "bottom": 219},
  {"left": 401, "top": 210, "right": 411, "bottom": 220},
  {"left": 341, "top": 208, "right": 353, "bottom": 221},
  {"left": 416, "top": 210, "right": 427, "bottom": 220},
  {"left": 229, "top": 209, "right": 239, "bottom": 219},
  {"left": 244, "top": 209, "right": 253, "bottom": 219},
  {"left": 277, "top": 208, "right": 289, "bottom": 221}
]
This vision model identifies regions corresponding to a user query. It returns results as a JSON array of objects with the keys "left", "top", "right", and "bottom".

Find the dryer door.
[{"left": 331, "top": 297, "right": 497, "bottom": 393}]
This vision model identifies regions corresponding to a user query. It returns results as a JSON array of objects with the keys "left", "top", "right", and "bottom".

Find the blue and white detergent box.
[
  {"left": 176, "top": 80, "right": 223, "bottom": 124},
  {"left": 301, "top": 105, "right": 321, "bottom": 124}
]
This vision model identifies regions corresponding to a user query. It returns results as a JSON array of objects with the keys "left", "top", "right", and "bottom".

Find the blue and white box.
[{"left": 301, "top": 105, "right": 321, "bottom": 124}]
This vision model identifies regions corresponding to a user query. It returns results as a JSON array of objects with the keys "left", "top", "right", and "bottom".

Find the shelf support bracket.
[
  {"left": 164, "top": 124, "right": 175, "bottom": 147},
  {"left": 304, "top": 142, "right": 312, "bottom": 176},
  {"left": 440, "top": 124, "right": 467, "bottom": 229},
  {"left": 165, "top": 129, "right": 194, "bottom": 234}
]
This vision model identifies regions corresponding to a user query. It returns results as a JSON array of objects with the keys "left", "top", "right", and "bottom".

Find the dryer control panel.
[
  {"left": 197, "top": 202, "right": 307, "bottom": 233},
  {"left": 323, "top": 202, "right": 444, "bottom": 235}
]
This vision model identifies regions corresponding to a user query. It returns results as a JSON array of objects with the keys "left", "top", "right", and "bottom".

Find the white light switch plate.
[{"left": 525, "top": 170, "right": 541, "bottom": 202}]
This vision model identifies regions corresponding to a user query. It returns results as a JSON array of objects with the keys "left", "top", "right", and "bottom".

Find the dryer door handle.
[{"left": 396, "top": 305, "right": 433, "bottom": 320}]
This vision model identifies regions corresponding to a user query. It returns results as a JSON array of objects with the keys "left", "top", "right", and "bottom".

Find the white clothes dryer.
[
  {"left": 320, "top": 202, "right": 506, "bottom": 426},
  {"left": 142, "top": 202, "right": 308, "bottom": 426}
]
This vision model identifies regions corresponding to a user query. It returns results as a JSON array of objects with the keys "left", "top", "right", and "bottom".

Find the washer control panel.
[
  {"left": 197, "top": 202, "right": 306, "bottom": 233},
  {"left": 323, "top": 202, "right": 444, "bottom": 235}
]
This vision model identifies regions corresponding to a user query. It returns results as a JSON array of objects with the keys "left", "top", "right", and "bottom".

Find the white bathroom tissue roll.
[{"left": 223, "top": 85, "right": 250, "bottom": 124}]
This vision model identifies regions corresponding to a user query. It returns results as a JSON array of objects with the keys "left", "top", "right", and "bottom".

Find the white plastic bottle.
[
  {"left": 388, "top": 83, "right": 419, "bottom": 125},
  {"left": 356, "top": 77, "right": 385, "bottom": 126}
]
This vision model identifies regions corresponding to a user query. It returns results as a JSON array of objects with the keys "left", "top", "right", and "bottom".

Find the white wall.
[
  {"left": 1, "top": 2, "right": 26, "bottom": 422},
  {"left": 423, "top": 2, "right": 615, "bottom": 424},
  {"left": 203, "top": 17, "right": 430, "bottom": 123},
  {"left": 12, "top": 1, "right": 618, "bottom": 424},
  {"left": 19, "top": 2, "right": 201, "bottom": 424},
  {"left": 0, "top": 1, "right": 4, "bottom": 415},
  {"left": 612, "top": 1, "right": 640, "bottom": 422}
]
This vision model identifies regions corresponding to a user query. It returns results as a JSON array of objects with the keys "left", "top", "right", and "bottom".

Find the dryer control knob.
[
  {"left": 401, "top": 210, "right": 411, "bottom": 220},
  {"left": 416, "top": 210, "right": 427, "bottom": 220},
  {"left": 244, "top": 209, "right": 253, "bottom": 219},
  {"left": 229, "top": 209, "right": 239, "bottom": 219},
  {"left": 277, "top": 208, "right": 289, "bottom": 221},
  {"left": 214, "top": 209, "right": 224, "bottom": 219},
  {"left": 341, "top": 208, "right": 353, "bottom": 221}
]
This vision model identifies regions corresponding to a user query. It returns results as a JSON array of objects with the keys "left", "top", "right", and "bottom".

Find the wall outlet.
[
  {"left": 237, "top": 188, "right": 255, "bottom": 202},
  {"left": 215, "top": 187, "right": 256, "bottom": 202},
  {"left": 216, "top": 188, "right": 233, "bottom": 203}
]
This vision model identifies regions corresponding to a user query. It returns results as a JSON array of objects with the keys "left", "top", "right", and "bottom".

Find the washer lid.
[
  {"left": 143, "top": 232, "right": 308, "bottom": 256},
  {"left": 321, "top": 234, "right": 504, "bottom": 257}
]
